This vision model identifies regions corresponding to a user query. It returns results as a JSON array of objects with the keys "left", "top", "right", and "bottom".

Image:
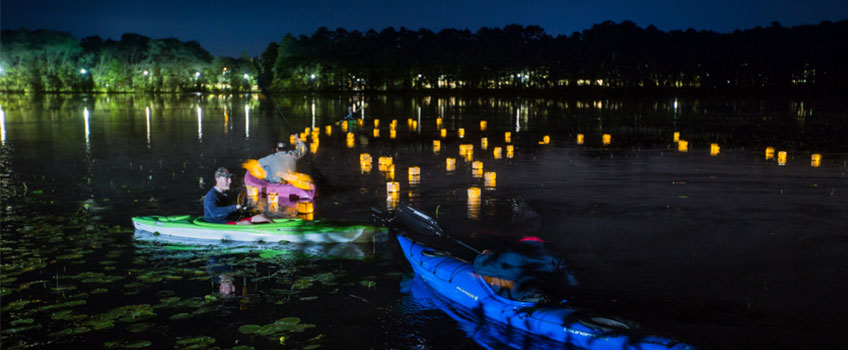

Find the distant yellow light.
[
  {"left": 387, "top": 181, "right": 400, "bottom": 194},
  {"left": 309, "top": 142, "right": 318, "bottom": 154},
  {"left": 446, "top": 157, "right": 456, "bottom": 171},
  {"left": 481, "top": 137, "right": 488, "bottom": 150},
  {"left": 542, "top": 135, "right": 550, "bottom": 144},
  {"left": 378, "top": 156, "right": 393, "bottom": 172},
  {"left": 480, "top": 120, "right": 487, "bottom": 131},
  {"left": 765, "top": 147, "right": 775, "bottom": 160},
  {"left": 436, "top": 117, "right": 442, "bottom": 127},
  {"left": 342, "top": 121, "right": 349, "bottom": 132},
  {"left": 710, "top": 143, "right": 720, "bottom": 156},
  {"left": 777, "top": 151, "right": 787, "bottom": 166},
  {"left": 374, "top": 119, "right": 380, "bottom": 128},
  {"left": 373, "top": 128, "right": 380, "bottom": 138},
  {"left": 390, "top": 129, "right": 396, "bottom": 139},
  {"left": 433, "top": 140, "right": 441, "bottom": 153},
  {"left": 440, "top": 128, "right": 447, "bottom": 138},
  {"left": 467, "top": 187, "right": 481, "bottom": 201},
  {"left": 458, "top": 128, "right": 465, "bottom": 138},
  {"left": 811, "top": 153, "right": 821, "bottom": 167},
  {"left": 325, "top": 125, "right": 332, "bottom": 136},
  {"left": 576, "top": 134, "right": 584, "bottom": 145},
  {"left": 602, "top": 134, "right": 611, "bottom": 146},
  {"left": 505, "top": 132, "right": 511, "bottom": 143},
  {"left": 484, "top": 171, "right": 496, "bottom": 188},
  {"left": 493, "top": 147, "right": 502, "bottom": 159},
  {"left": 678, "top": 140, "right": 688, "bottom": 152},
  {"left": 673, "top": 132, "right": 680, "bottom": 143},
  {"left": 357, "top": 119, "right": 363, "bottom": 127}
]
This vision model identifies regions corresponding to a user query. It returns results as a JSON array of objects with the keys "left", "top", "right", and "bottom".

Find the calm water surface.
[{"left": 1, "top": 93, "right": 847, "bottom": 349}]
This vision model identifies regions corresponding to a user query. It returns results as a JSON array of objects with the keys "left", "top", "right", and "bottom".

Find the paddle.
[{"left": 373, "top": 205, "right": 482, "bottom": 255}]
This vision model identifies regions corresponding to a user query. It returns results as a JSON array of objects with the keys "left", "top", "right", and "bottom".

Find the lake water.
[{"left": 1, "top": 93, "right": 847, "bottom": 349}]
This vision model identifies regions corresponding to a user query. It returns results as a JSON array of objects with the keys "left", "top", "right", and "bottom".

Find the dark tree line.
[{"left": 2, "top": 20, "right": 847, "bottom": 92}]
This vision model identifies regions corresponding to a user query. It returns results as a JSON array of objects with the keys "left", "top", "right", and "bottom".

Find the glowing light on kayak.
[
  {"left": 282, "top": 172, "right": 314, "bottom": 191},
  {"left": 778, "top": 151, "right": 787, "bottom": 166},
  {"left": 246, "top": 186, "right": 259, "bottom": 203},
  {"left": 710, "top": 143, "right": 720, "bottom": 156},
  {"left": 811, "top": 153, "right": 821, "bottom": 167},
  {"left": 267, "top": 192, "right": 279, "bottom": 209},
  {"left": 297, "top": 201, "right": 313, "bottom": 214},
  {"left": 765, "top": 147, "right": 775, "bottom": 160},
  {"left": 678, "top": 140, "right": 688, "bottom": 152}
]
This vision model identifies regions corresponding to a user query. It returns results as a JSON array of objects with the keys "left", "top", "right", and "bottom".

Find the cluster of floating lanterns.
[{"left": 674, "top": 132, "right": 822, "bottom": 167}]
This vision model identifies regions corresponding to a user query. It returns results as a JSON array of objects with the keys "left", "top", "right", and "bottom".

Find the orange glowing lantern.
[
  {"left": 440, "top": 128, "right": 447, "bottom": 138},
  {"left": 290, "top": 134, "right": 297, "bottom": 145},
  {"left": 357, "top": 119, "right": 363, "bottom": 127},
  {"left": 436, "top": 117, "right": 442, "bottom": 128},
  {"left": 325, "top": 125, "right": 332, "bottom": 136},
  {"left": 409, "top": 166, "right": 420, "bottom": 177},
  {"left": 602, "top": 134, "right": 611, "bottom": 145},
  {"left": 577, "top": 134, "right": 584, "bottom": 145},
  {"left": 678, "top": 140, "right": 688, "bottom": 152},
  {"left": 342, "top": 120, "right": 349, "bottom": 132},
  {"left": 267, "top": 192, "right": 279, "bottom": 208},
  {"left": 310, "top": 142, "right": 319, "bottom": 154},
  {"left": 391, "top": 119, "right": 397, "bottom": 128},
  {"left": 493, "top": 147, "right": 502, "bottom": 159},
  {"left": 673, "top": 132, "right": 680, "bottom": 143},
  {"left": 467, "top": 187, "right": 481, "bottom": 201},
  {"left": 811, "top": 153, "right": 821, "bottom": 167},
  {"left": 373, "top": 128, "right": 380, "bottom": 138},
  {"left": 411, "top": 120, "right": 418, "bottom": 130},
  {"left": 387, "top": 181, "right": 400, "bottom": 194},
  {"left": 765, "top": 147, "right": 775, "bottom": 160},
  {"left": 346, "top": 132, "right": 355, "bottom": 148},
  {"left": 543, "top": 135, "right": 551, "bottom": 144},
  {"left": 777, "top": 151, "right": 787, "bottom": 166},
  {"left": 304, "top": 127, "right": 311, "bottom": 134},
  {"left": 446, "top": 157, "right": 456, "bottom": 171},
  {"left": 387, "top": 164, "right": 395, "bottom": 180},
  {"left": 472, "top": 161, "right": 483, "bottom": 178},
  {"left": 458, "top": 128, "right": 465, "bottom": 138},
  {"left": 506, "top": 145, "right": 514, "bottom": 159},
  {"left": 390, "top": 129, "right": 397, "bottom": 139},
  {"left": 484, "top": 171, "right": 496, "bottom": 188},
  {"left": 407, "top": 118, "right": 413, "bottom": 127},
  {"left": 378, "top": 156, "right": 393, "bottom": 172},
  {"left": 374, "top": 119, "right": 380, "bottom": 128},
  {"left": 481, "top": 137, "right": 488, "bottom": 150},
  {"left": 505, "top": 132, "right": 512, "bottom": 143},
  {"left": 710, "top": 143, "right": 720, "bottom": 156},
  {"left": 297, "top": 201, "right": 314, "bottom": 214},
  {"left": 480, "top": 120, "right": 487, "bottom": 131}
]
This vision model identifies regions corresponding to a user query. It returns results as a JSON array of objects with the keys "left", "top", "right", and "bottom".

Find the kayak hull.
[
  {"left": 244, "top": 172, "right": 315, "bottom": 200},
  {"left": 396, "top": 235, "right": 693, "bottom": 350},
  {"left": 132, "top": 215, "right": 379, "bottom": 243}
]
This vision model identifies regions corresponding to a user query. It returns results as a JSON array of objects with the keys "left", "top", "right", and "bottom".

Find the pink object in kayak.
[{"left": 244, "top": 172, "right": 315, "bottom": 200}]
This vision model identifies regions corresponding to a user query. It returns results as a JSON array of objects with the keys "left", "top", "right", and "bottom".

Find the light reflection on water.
[{"left": 0, "top": 93, "right": 846, "bottom": 349}]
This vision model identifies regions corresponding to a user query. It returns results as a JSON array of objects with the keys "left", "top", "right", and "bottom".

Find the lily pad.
[
  {"left": 170, "top": 312, "right": 192, "bottom": 320},
  {"left": 292, "top": 278, "right": 313, "bottom": 290},
  {"left": 10, "top": 318, "right": 34, "bottom": 326},
  {"left": 91, "top": 288, "right": 108, "bottom": 294},
  {"left": 238, "top": 324, "right": 261, "bottom": 334},
  {"left": 49, "top": 326, "right": 91, "bottom": 337},
  {"left": 105, "top": 340, "right": 152, "bottom": 349},
  {"left": 359, "top": 280, "right": 377, "bottom": 288},
  {"left": 127, "top": 322, "right": 153, "bottom": 333}
]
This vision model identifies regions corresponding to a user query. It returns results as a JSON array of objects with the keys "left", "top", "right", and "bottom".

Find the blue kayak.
[{"left": 397, "top": 234, "right": 694, "bottom": 350}]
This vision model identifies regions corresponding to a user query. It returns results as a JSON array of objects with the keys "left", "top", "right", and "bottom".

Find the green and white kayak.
[{"left": 132, "top": 215, "right": 383, "bottom": 243}]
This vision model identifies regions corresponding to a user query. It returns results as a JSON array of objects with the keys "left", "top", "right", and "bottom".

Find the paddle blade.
[{"left": 396, "top": 206, "right": 444, "bottom": 237}]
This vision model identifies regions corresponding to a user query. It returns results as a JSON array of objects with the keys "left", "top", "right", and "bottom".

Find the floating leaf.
[
  {"left": 292, "top": 278, "right": 313, "bottom": 290},
  {"left": 170, "top": 313, "right": 192, "bottom": 320},
  {"left": 175, "top": 336, "right": 215, "bottom": 346},
  {"left": 127, "top": 322, "right": 152, "bottom": 333},
  {"left": 105, "top": 340, "right": 152, "bottom": 349},
  {"left": 10, "top": 318, "right": 34, "bottom": 326},
  {"left": 299, "top": 296, "right": 318, "bottom": 301},
  {"left": 359, "top": 280, "right": 377, "bottom": 288},
  {"left": 238, "top": 324, "right": 261, "bottom": 334},
  {"left": 91, "top": 288, "right": 108, "bottom": 294},
  {"left": 49, "top": 326, "right": 91, "bottom": 337}
]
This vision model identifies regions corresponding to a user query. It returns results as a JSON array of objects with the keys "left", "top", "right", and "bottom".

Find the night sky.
[{"left": 3, "top": 0, "right": 847, "bottom": 57}]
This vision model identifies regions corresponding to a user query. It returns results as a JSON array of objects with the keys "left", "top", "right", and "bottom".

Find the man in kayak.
[
  {"left": 257, "top": 136, "right": 306, "bottom": 183},
  {"left": 472, "top": 236, "right": 578, "bottom": 302},
  {"left": 204, "top": 167, "right": 271, "bottom": 224}
]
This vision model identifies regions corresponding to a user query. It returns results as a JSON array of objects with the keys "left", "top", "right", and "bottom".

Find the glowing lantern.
[
  {"left": 602, "top": 134, "right": 611, "bottom": 145},
  {"left": 325, "top": 125, "right": 332, "bottom": 136},
  {"left": 493, "top": 147, "right": 502, "bottom": 159},
  {"left": 464, "top": 152, "right": 474, "bottom": 162},
  {"left": 299, "top": 132, "right": 308, "bottom": 140},
  {"left": 458, "top": 128, "right": 465, "bottom": 138},
  {"left": 297, "top": 201, "right": 314, "bottom": 214},
  {"left": 390, "top": 129, "right": 396, "bottom": 139},
  {"left": 577, "top": 134, "right": 584, "bottom": 145},
  {"left": 446, "top": 158, "right": 456, "bottom": 172},
  {"left": 387, "top": 164, "right": 395, "bottom": 180},
  {"left": 467, "top": 187, "right": 481, "bottom": 201},
  {"left": 391, "top": 119, "right": 397, "bottom": 128},
  {"left": 436, "top": 117, "right": 442, "bottom": 128},
  {"left": 411, "top": 120, "right": 418, "bottom": 130},
  {"left": 357, "top": 119, "right": 363, "bottom": 127},
  {"left": 409, "top": 166, "right": 420, "bottom": 177},
  {"left": 374, "top": 119, "right": 380, "bottom": 128},
  {"left": 373, "top": 128, "right": 380, "bottom": 138},
  {"left": 267, "top": 192, "right": 279, "bottom": 209},
  {"left": 304, "top": 127, "right": 311, "bottom": 134},
  {"left": 433, "top": 140, "right": 441, "bottom": 153},
  {"left": 298, "top": 212, "right": 315, "bottom": 221},
  {"left": 506, "top": 145, "right": 514, "bottom": 159},
  {"left": 386, "top": 181, "right": 400, "bottom": 194},
  {"left": 472, "top": 161, "right": 484, "bottom": 178},
  {"left": 407, "top": 118, "right": 413, "bottom": 127},
  {"left": 481, "top": 137, "right": 488, "bottom": 150},
  {"left": 811, "top": 153, "right": 821, "bottom": 167},
  {"left": 440, "top": 128, "right": 447, "bottom": 138},
  {"left": 246, "top": 186, "right": 258, "bottom": 198},
  {"left": 673, "top": 132, "right": 680, "bottom": 142},
  {"left": 484, "top": 171, "right": 496, "bottom": 188},
  {"left": 542, "top": 135, "right": 551, "bottom": 144},
  {"left": 710, "top": 143, "right": 720, "bottom": 156},
  {"left": 765, "top": 147, "right": 775, "bottom": 160},
  {"left": 678, "top": 140, "right": 688, "bottom": 152},
  {"left": 342, "top": 120, "right": 349, "bottom": 132},
  {"left": 777, "top": 151, "right": 787, "bottom": 166},
  {"left": 480, "top": 120, "right": 487, "bottom": 131},
  {"left": 505, "top": 132, "right": 512, "bottom": 143},
  {"left": 310, "top": 142, "right": 319, "bottom": 154},
  {"left": 346, "top": 132, "right": 355, "bottom": 148},
  {"left": 290, "top": 134, "right": 297, "bottom": 145}
]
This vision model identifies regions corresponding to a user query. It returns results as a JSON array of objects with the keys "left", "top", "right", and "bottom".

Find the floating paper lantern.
[
  {"left": 342, "top": 121, "right": 349, "bottom": 132},
  {"left": 409, "top": 166, "right": 421, "bottom": 177},
  {"left": 378, "top": 156, "right": 393, "bottom": 172},
  {"left": 678, "top": 140, "right": 688, "bottom": 152},
  {"left": 360, "top": 153, "right": 371, "bottom": 163},
  {"left": 484, "top": 171, "right": 496, "bottom": 188},
  {"left": 602, "top": 134, "right": 611, "bottom": 145},
  {"left": 440, "top": 128, "right": 447, "bottom": 138},
  {"left": 765, "top": 147, "right": 775, "bottom": 160},
  {"left": 436, "top": 117, "right": 442, "bottom": 128},
  {"left": 374, "top": 119, "right": 380, "bottom": 128},
  {"left": 310, "top": 142, "right": 319, "bottom": 154},
  {"left": 811, "top": 153, "right": 821, "bottom": 167},
  {"left": 411, "top": 120, "right": 418, "bottom": 130},
  {"left": 299, "top": 132, "right": 308, "bottom": 140},
  {"left": 267, "top": 192, "right": 279, "bottom": 208},
  {"left": 433, "top": 140, "right": 441, "bottom": 152},
  {"left": 481, "top": 137, "right": 488, "bottom": 150},
  {"left": 346, "top": 132, "right": 355, "bottom": 148},
  {"left": 386, "top": 181, "right": 400, "bottom": 194},
  {"left": 290, "top": 134, "right": 297, "bottom": 145},
  {"left": 506, "top": 145, "right": 514, "bottom": 159},
  {"left": 467, "top": 187, "right": 481, "bottom": 200},
  {"left": 480, "top": 120, "right": 487, "bottom": 131},
  {"left": 710, "top": 143, "right": 720, "bottom": 156},
  {"left": 297, "top": 201, "right": 313, "bottom": 214},
  {"left": 357, "top": 119, "right": 363, "bottom": 127},
  {"left": 246, "top": 185, "right": 258, "bottom": 198},
  {"left": 409, "top": 174, "right": 420, "bottom": 185},
  {"left": 391, "top": 119, "right": 397, "bottom": 127},
  {"left": 373, "top": 128, "right": 380, "bottom": 138},
  {"left": 325, "top": 125, "right": 332, "bottom": 136},
  {"left": 673, "top": 132, "right": 680, "bottom": 143},
  {"left": 446, "top": 157, "right": 456, "bottom": 171},
  {"left": 777, "top": 151, "right": 787, "bottom": 166},
  {"left": 304, "top": 127, "right": 311, "bottom": 134},
  {"left": 458, "top": 128, "right": 465, "bottom": 138},
  {"left": 472, "top": 161, "right": 484, "bottom": 178},
  {"left": 577, "top": 134, "right": 584, "bottom": 145},
  {"left": 387, "top": 164, "right": 395, "bottom": 180},
  {"left": 390, "top": 129, "right": 396, "bottom": 139},
  {"left": 505, "top": 132, "right": 512, "bottom": 143},
  {"left": 542, "top": 135, "right": 551, "bottom": 144},
  {"left": 493, "top": 147, "right": 502, "bottom": 159}
]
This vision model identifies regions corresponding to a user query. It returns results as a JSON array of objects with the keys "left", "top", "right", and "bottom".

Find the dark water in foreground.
[{"left": 1, "top": 93, "right": 847, "bottom": 349}]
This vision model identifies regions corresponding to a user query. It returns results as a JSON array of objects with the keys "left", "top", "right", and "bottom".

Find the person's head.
[
  {"left": 214, "top": 167, "right": 234, "bottom": 190},
  {"left": 275, "top": 142, "right": 286, "bottom": 152}
]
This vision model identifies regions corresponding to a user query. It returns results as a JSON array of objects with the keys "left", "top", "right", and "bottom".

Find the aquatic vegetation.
[{"left": 104, "top": 340, "right": 152, "bottom": 349}]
